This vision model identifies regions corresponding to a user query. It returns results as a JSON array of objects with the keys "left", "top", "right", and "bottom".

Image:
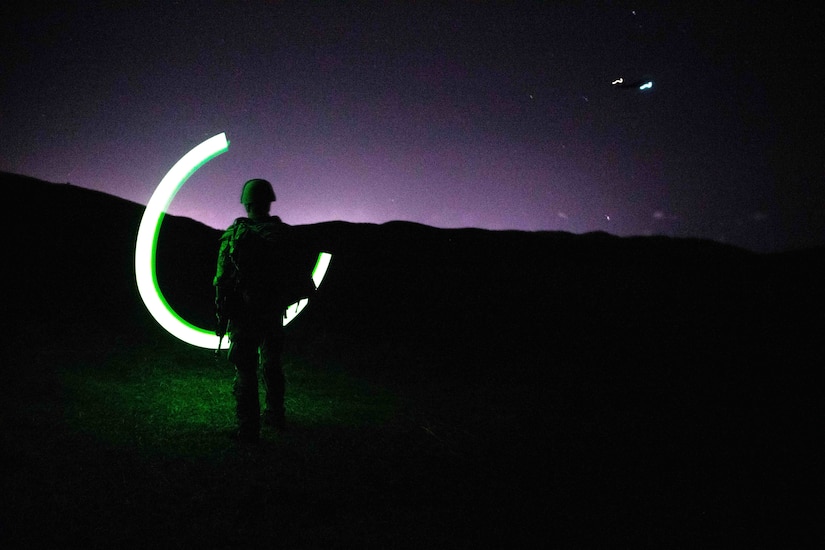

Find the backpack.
[{"left": 225, "top": 217, "right": 316, "bottom": 314}]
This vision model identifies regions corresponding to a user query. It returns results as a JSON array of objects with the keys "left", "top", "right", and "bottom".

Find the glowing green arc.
[{"left": 135, "top": 132, "right": 331, "bottom": 349}]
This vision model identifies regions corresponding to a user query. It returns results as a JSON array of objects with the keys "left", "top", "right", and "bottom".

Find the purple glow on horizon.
[{"left": 2, "top": 2, "right": 821, "bottom": 252}]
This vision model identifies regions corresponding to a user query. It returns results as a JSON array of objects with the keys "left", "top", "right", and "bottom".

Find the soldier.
[{"left": 214, "top": 178, "right": 288, "bottom": 445}]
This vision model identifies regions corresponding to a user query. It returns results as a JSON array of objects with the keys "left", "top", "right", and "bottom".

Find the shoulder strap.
[{"left": 226, "top": 218, "right": 252, "bottom": 271}]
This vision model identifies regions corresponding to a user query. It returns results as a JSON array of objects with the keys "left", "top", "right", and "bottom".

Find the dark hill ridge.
[
  {"left": 3, "top": 172, "right": 221, "bottom": 342},
  {"left": 4, "top": 171, "right": 822, "bottom": 376},
  {"left": 3, "top": 172, "right": 822, "bottom": 545}
]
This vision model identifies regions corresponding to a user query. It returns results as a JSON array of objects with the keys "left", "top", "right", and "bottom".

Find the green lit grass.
[
  {"left": 9, "top": 334, "right": 568, "bottom": 548},
  {"left": 59, "top": 345, "right": 397, "bottom": 457},
  {"left": 15, "top": 338, "right": 512, "bottom": 548},
  {"left": 7, "top": 335, "right": 502, "bottom": 548},
  {"left": 6, "top": 328, "right": 792, "bottom": 548}
]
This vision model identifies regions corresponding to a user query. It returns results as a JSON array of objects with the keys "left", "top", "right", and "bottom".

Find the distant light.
[
  {"left": 639, "top": 81, "right": 653, "bottom": 90},
  {"left": 612, "top": 78, "right": 624, "bottom": 85},
  {"left": 135, "top": 132, "right": 332, "bottom": 350}
]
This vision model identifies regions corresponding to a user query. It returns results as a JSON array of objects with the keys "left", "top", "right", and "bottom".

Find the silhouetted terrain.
[{"left": 2, "top": 173, "right": 822, "bottom": 547}]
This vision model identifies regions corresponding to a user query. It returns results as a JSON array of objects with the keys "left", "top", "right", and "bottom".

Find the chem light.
[{"left": 135, "top": 132, "right": 332, "bottom": 349}]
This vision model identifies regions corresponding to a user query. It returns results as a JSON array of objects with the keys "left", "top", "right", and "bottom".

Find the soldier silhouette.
[{"left": 214, "top": 178, "right": 291, "bottom": 445}]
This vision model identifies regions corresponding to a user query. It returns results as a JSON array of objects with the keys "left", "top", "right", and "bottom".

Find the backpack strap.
[{"left": 226, "top": 217, "right": 251, "bottom": 271}]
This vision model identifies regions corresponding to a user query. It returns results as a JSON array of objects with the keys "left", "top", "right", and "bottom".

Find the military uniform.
[{"left": 214, "top": 215, "right": 287, "bottom": 444}]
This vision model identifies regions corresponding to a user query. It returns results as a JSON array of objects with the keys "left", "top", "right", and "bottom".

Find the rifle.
[{"left": 215, "top": 298, "right": 229, "bottom": 359}]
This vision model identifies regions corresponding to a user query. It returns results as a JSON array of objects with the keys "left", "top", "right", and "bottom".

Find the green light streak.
[
  {"left": 135, "top": 133, "right": 230, "bottom": 350},
  {"left": 135, "top": 132, "right": 332, "bottom": 349},
  {"left": 282, "top": 251, "right": 332, "bottom": 325}
]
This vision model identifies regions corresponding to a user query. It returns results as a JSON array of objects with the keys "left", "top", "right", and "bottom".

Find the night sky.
[{"left": 3, "top": 2, "right": 822, "bottom": 253}]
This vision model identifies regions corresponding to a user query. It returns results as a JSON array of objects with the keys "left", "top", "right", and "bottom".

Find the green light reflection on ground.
[{"left": 60, "top": 349, "right": 397, "bottom": 457}]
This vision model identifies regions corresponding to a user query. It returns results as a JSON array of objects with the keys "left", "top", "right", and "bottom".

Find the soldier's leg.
[
  {"left": 228, "top": 336, "right": 261, "bottom": 442},
  {"left": 261, "top": 330, "right": 285, "bottom": 428}
]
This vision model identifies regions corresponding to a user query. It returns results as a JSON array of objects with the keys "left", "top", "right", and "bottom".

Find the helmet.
[{"left": 240, "top": 178, "right": 276, "bottom": 204}]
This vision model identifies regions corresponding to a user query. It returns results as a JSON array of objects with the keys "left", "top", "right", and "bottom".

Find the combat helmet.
[{"left": 240, "top": 178, "right": 276, "bottom": 204}]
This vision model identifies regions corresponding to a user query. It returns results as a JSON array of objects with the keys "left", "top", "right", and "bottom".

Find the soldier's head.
[{"left": 241, "top": 178, "right": 276, "bottom": 220}]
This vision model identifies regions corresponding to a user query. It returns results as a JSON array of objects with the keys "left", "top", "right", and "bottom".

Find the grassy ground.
[
  {"left": 2, "top": 316, "right": 818, "bottom": 548},
  {"left": 3, "top": 331, "right": 561, "bottom": 548}
]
